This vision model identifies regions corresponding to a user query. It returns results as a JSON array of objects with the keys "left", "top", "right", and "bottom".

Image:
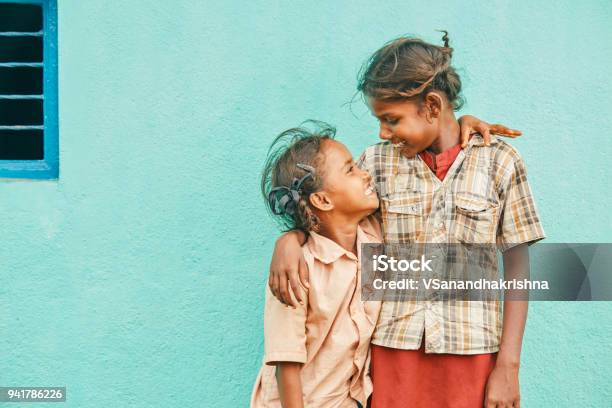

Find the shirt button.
[{"left": 438, "top": 222, "right": 444, "bottom": 228}]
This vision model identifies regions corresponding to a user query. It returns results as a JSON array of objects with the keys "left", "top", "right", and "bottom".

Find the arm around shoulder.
[{"left": 269, "top": 230, "right": 309, "bottom": 307}]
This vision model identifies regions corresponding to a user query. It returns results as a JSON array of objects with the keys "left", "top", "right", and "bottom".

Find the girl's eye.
[
  {"left": 348, "top": 165, "right": 354, "bottom": 173},
  {"left": 386, "top": 117, "right": 399, "bottom": 125}
]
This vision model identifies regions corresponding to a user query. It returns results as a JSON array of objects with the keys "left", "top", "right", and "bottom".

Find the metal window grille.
[{"left": 0, "top": 0, "right": 58, "bottom": 179}]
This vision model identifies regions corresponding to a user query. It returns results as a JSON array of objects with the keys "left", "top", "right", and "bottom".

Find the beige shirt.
[
  {"left": 251, "top": 217, "right": 382, "bottom": 408},
  {"left": 357, "top": 135, "right": 545, "bottom": 354}
]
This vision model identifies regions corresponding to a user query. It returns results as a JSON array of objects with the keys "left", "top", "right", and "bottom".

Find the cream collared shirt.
[{"left": 251, "top": 217, "right": 382, "bottom": 408}]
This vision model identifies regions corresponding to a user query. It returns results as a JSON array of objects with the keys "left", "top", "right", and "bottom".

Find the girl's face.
[
  {"left": 369, "top": 97, "right": 438, "bottom": 157},
  {"left": 313, "top": 139, "right": 379, "bottom": 217}
]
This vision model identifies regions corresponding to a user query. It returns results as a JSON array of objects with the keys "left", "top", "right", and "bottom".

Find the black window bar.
[{"left": 0, "top": 3, "right": 44, "bottom": 160}]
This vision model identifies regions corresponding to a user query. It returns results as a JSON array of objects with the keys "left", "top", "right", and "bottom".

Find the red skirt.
[{"left": 370, "top": 343, "right": 497, "bottom": 408}]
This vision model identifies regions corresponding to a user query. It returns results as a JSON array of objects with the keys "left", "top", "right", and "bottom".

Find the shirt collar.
[
  {"left": 467, "top": 133, "right": 499, "bottom": 147},
  {"left": 419, "top": 143, "right": 462, "bottom": 168},
  {"left": 307, "top": 225, "right": 373, "bottom": 265}
]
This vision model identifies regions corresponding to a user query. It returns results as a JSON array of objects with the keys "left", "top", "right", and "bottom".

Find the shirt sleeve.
[
  {"left": 496, "top": 156, "right": 546, "bottom": 252},
  {"left": 263, "top": 276, "right": 308, "bottom": 365}
]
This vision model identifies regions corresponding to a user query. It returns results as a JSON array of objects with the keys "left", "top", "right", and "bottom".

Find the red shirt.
[{"left": 418, "top": 143, "right": 462, "bottom": 181}]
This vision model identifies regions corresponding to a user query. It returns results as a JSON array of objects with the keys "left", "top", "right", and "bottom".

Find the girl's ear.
[
  {"left": 309, "top": 191, "right": 334, "bottom": 212},
  {"left": 424, "top": 92, "right": 443, "bottom": 122}
]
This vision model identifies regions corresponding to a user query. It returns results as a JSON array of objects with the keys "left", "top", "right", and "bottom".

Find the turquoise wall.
[{"left": 1, "top": 1, "right": 611, "bottom": 406}]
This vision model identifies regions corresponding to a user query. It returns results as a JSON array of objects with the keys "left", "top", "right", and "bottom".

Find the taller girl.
[
  {"left": 355, "top": 32, "right": 544, "bottom": 408},
  {"left": 271, "top": 32, "right": 545, "bottom": 408}
]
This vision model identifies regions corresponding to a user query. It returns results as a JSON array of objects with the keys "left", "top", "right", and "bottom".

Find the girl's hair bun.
[{"left": 357, "top": 31, "right": 464, "bottom": 110}]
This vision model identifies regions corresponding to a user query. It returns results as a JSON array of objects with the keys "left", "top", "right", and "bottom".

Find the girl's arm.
[
  {"left": 485, "top": 243, "right": 529, "bottom": 408},
  {"left": 268, "top": 210, "right": 382, "bottom": 307},
  {"left": 263, "top": 279, "right": 308, "bottom": 407},
  {"left": 276, "top": 362, "right": 304, "bottom": 408},
  {"left": 269, "top": 230, "right": 308, "bottom": 308},
  {"left": 458, "top": 115, "right": 522, "bottom": 147}
]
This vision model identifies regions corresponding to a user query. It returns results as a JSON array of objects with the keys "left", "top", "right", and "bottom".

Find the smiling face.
[
  {"left": 310, "top": 139, "right": 379, "bottom": 219},
  {"left": 370, "top": 97, "right": 439, "bottom": 158}
]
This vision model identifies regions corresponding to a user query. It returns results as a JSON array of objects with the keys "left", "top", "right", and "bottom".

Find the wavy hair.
[
  {"left": 357, "top": 31, "right": 464, "bottom": 110},
  {"left": 261, "top": 120, "right": 336, "bottom": 233}
]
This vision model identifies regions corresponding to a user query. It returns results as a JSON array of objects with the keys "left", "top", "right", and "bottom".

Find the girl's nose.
[{"left": 379, "top": 125, "right": 392, "bottom": 140}]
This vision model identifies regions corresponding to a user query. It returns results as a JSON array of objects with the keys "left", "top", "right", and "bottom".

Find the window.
[{"left": 0, "top": 0, "right": 58, "bottom": 179}]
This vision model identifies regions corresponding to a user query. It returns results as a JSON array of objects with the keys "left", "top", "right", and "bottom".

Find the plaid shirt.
[{"left": 357, "top": 135, "right": 545, "bottom": 354}]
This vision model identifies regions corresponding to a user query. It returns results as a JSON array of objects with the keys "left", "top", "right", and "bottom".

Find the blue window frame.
[{"left": 0, "top": 0, "right": 58, "bottom": 179}]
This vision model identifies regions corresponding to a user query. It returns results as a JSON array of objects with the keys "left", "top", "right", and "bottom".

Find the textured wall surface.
[{"left": 1, "top": 1, "right": 611, "bottom": 407}]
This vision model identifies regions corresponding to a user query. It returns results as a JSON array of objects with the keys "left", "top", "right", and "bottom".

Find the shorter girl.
[{"left": 251, "top": 122, "right": 382, "bottom": 408}]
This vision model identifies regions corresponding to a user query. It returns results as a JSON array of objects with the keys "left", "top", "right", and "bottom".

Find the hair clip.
[
  {"left": 268, "top": 163, "right": 316, "bottom": 216},
  {"left": 296, "top": 163, "right": 315, "bottom": 174}
]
